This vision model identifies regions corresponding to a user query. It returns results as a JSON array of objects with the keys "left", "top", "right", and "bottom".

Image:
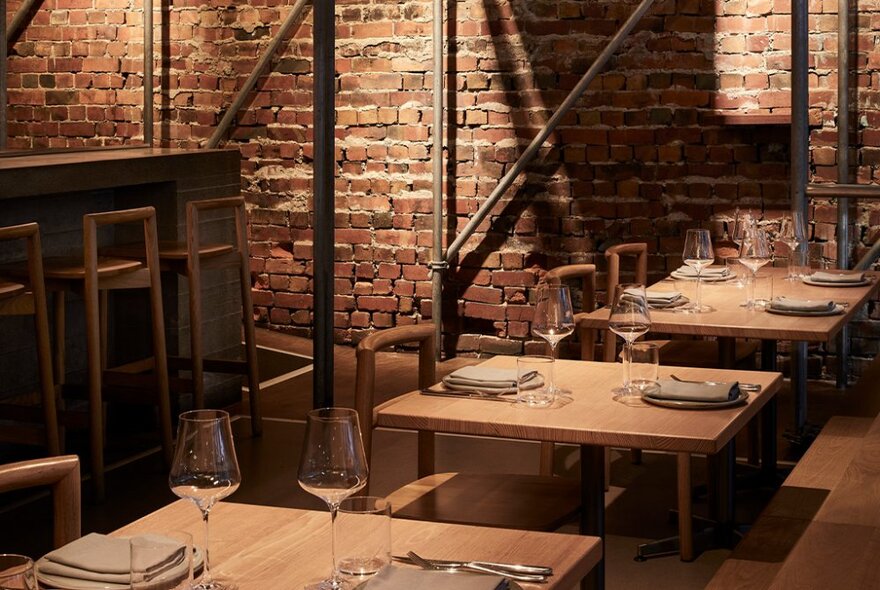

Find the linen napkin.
[
  {"left": 652, "top": 379, "right": 740, "bottom": 403},
  {"left": 441, "top": 366, "right": 542, "bottom": 392},
  {"left": 770, "top": 297, "right": 835, "bottom": 313},
  {"left": 364, "top": 565, "right": 507, "bottom": 590},
  {"left": 674, "top": 265, "right": 729, "bottom": 278},
  {"left": 39, "top": 532, "right": 185, "bottom": 583},
  {"left": 809, "top": 270, "right": 865, "bottom": 284},
  {"left": 645, "top": 290, "right": 682, "bottom": 303}
]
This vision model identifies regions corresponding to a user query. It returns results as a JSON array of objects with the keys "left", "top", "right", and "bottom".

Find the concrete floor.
[{"left": 3, "top": 327, "right": 876, "bottom": 589}]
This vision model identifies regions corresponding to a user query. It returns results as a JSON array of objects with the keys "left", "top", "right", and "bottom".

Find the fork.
[
  {"left": 670, "top": 374, "right": 761, "bottom": 392},
  {"left": 405, "top": 551, "right": 548, "bottom": 583}
]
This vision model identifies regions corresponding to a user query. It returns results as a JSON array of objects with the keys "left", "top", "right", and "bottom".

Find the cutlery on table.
[
  {"left": 392, "top": 554, "right": 553, "bottom": 576},
  {"left": 419, "top": 389, "right": 515, "bottom": 402},
  {"left": 670, "top": 374, "right": 761, "bottom": 392},
  {"left": 404, "top": 551, "right": 549, "bottom": 583}
]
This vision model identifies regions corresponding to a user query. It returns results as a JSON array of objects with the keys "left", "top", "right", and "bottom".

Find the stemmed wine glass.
[
  {"left": 778, "top": 212, "right": 807, "bottom": 281},
  {"left": 298, "top": 408, "right": 369, "bottom": 590},
  {"left": 682, "top": 229, "right": 715, "bottom": 313},
  {"left": 738, "top": 225, "right": 772, "bottom": 309},
  {"left": 532, "top": 283, "right": 575, "bottom": 394},
  {"left": 608, "top": 284, "right": 651, "bottom": 403},
  {"left": 169, "top": 410, "right": 241, "bottom": 590}
]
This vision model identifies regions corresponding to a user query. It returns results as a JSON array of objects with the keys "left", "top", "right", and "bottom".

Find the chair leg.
[
  {"left": 35, "top": 307, "right": 60, "bottom": 456},
  {"left": 84, "top": 283, "right": 105, "bottom": 501},
  {"left": 677, "top": 452, "right": 694, "bottom": 561},
  {"left": 239, "top": 242, "right": 262, "bottom": 436},
  {"left": 99, "top": 290, "right": 109, "bottom": 370}
]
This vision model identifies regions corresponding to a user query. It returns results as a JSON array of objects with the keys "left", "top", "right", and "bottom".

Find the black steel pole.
[
  {"left": 313, "top": 0, "right": 335, "bottom": 408},
  {"left": 1, "top": 0, "right": 7, "bottom": 149}
]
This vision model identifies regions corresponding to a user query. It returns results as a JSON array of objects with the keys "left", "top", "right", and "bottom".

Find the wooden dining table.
[
  {"left": 577, "top": 266, "right": 880, "bottom": 438},
  {"left": 375, "top": 356, "right": 783, "bottom": 590},
  {"left": 113, "top": 500, "right": 601, "bottom": 589}
]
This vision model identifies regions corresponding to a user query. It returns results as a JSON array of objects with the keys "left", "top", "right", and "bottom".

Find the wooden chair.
[
  {"left": 605, "top": 243, "right": 759, "bottom": 368},
  {"left": 38, "top": 207, "right": 171, "bottom": 501},
  {"left": 355, "top": 323, "right": 581, "bottom": 530},
  {"left": 0, "top": 223, "right": 59, "bottom": 456},
  {"left": 110, "top": 197, "right": 261, "bottom": 435},
  {"left": 0, "top": 455, "right": 81, "bottom": 548}
]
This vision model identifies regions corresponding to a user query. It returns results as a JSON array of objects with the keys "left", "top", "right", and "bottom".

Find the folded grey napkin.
[
  {"left": 675, "top": 265, "right": 728, "bottom": 278},
  {"left": 810, "top": 271, "right": 865, "bottom": 283},
  {"left": 40, "top": 533, "right": 184, "bottom": 583},
  {"left": 770, "top": 296, "right": 834, "bottom": 312},
  {"left": 365, "top": 565, "right": 507, "bottom": 590},
  {"left": 442, "top": 366, "right": 542, "bottom": 392},
  {"left": 653, "top": 379, "right": 740, "bottom": 402},
  {"left": 645, "top": 289, "right": 681, "bottom": 303}
]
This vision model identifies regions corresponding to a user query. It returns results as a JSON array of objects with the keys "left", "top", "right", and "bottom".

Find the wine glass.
[
  {"left": 681, "top": 229, "right": 715, "bottom": 313},
  {"left": 298, "top": 408, "right": 369, "bottom": 590},
  {"left": 169, "top": 410, "right": 241, "bottom": 590},
  {"left": 779, "top": 212, "right": 807, "bottom": 281},
  {"left": 532, "top": 283, "right": 575, "bottom": 395},
  {"left": 608, "top": 284, "right": 651, "bottom": 403},
  {"left": 738, "top": 226, "right": 772, "bottom": 310}
]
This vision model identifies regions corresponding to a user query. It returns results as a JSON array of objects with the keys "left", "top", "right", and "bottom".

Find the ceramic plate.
[
  {"left": 670, "top": 271, "right": 737, "bottom": 283},
  {"left": 802, "top": 277, "right": 872, "bottom": 288},
  {"left": 765, "top": 304, "right": 845, "bottom": 317},
  {"left": 641, "top": 390, "right": 749, "bottom": 410},
  {"left": 37, "top": 548, "right": 203, "bottom": 590}
]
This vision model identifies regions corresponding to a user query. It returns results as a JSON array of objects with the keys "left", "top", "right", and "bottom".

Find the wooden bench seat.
[{"left": 707, "top": 415, "right": 873, "bottom": 590}]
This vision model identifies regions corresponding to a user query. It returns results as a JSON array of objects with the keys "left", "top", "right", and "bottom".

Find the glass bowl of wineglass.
[
  {"left": 532, "top": 283, "right": 575, "bottom": 396},
  {"left": 681, "top": 228, "right": 715, "bottom": 313},
  {"left": 738, "top": 226, "right": 771, "bottom": 310},
  {"left": 298, "top": 408, "right": 369, "bottom": 590},
  {"left": 608, "top": 284, "right": 652, "bottom": 405},
  {"left": 169, "top": 410, "right": 241, "bottom": 590}
]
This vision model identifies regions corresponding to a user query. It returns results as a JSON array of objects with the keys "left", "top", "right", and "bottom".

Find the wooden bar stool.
[
  {"left": 0, "top": 222, "right": 59, "bottom": 456},
  {"left": 39, "top": 207, "right": 171, "bottom": 501},
  {"left": 111, "top": 197, "right": 261, "bottom": 435}
]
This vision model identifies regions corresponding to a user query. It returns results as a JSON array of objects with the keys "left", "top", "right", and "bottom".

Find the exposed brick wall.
[{"left": 5, "top": 0, "right": 880, "bottom": 375}]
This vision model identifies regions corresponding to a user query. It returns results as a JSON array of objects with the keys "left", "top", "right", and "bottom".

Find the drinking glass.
[
  {"left": 608, "top": 284, "right": 651, "bottom": 401},
  {"left": 336, "top": 496, "right": 391, "bottom": 580},
  {"left": 738, "top": 226, "right": 772, "bottom": 310},
  {"left": 779, "top": 212, "right": 807, "bottom": 280},
  {"left": 298, "top": 408, "right": 369, "bottom": 590},
  {"left": 0, "top": 555, "right": 35, "bottom": 590},
  {"left": 630, "top": 342, "right": 659, "bottom": 394},
  {"left": 682, "top": 229, "right": 715, "bottom": 313},
  {"left": 532, "top": 284, "right": 575, "bottom": 394},
  {"left": 516, "top": 355, "right": 555, "bottom": 407},
  {"left": 169, "top": 410, "right": 241, "bottom": 590}
]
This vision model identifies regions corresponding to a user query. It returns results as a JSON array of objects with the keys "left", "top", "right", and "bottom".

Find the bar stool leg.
[
  {"left": 83, "top": 262, "right": 105, "bottom": 501},
  {"left": 146, "top": 220, "right": 173, "bottom": 467},
  {"left": 53, "top": 292, "right": 66, "bottom": 388},
  {"left": 187, "top": 253, "right": 206, "bottom": 413},
  {"left": 235, "top": 202, "right": 261, "bottom": 436}
]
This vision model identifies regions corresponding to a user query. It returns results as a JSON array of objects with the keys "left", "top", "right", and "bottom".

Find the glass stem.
[
  {"left": 329, "top": 504, "right": 340, "bottom": 584},
  {"left": 695, "top": 272, "right": 703, "bottom": 312},
  {"left": 747, "top": 271, "right": 756, "bottom": 310},
  {"left": 201, "top": 509, "right": 212, "bottom": 585},
  {"left": 548, "top": 342, "right": 557, "bottom": 392},
  {"left": 623, "top": 341, "right": 633, "bottom": 390}
]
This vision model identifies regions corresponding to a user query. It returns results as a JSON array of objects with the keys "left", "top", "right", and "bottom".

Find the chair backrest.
[
  {"left": 355, "top": 324, "right": 436, "bottom": 491},
  {"left": 545, "top": 264, "right": 597, "bottom": 361},
  {"left": 604, "top": 243, "right": 648, "bottom": 362},
  {"left": 0, "top": 455, "right": 81, "bottom": 548}
]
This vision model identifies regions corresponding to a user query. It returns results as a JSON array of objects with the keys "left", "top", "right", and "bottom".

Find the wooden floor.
[{"left": 2, "top": 328, "right": 879, "bottom": 589}]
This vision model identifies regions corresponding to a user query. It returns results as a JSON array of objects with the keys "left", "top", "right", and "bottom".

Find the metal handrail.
[
  {"left": 807, "top": 183, "right": 880, "bottom": 199},
  {"left": 206, "top": 0, "right": 310, "bottom": 148}
]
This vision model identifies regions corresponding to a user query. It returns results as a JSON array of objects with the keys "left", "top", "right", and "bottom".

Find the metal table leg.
[{"left": 580, "top": 444, "right": 605, "bottom": 590}]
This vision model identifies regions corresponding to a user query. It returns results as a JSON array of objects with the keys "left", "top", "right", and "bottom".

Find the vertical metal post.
[
  {"left": 1, "top": 0, "right": 8, "bottom": 149},
  {"left": 313, "top": 0, "right": 335, "bottom": 408},
  {"left": 836, "top": 0, "right": 851, "bottom": 386},
  {"left": 792, "top": 0, "right": 810, "bottom": 422},
  {"left": 430, "top": 0, "right": 444, "bottom": 359},
  {"left": 144, "top": 0, "right": 153, "bottom": 145}
]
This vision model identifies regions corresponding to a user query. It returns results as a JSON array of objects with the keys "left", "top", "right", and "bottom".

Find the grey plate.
[
  {"left": 802, "top": 277, "right": 871, "bottom": 288},
  {"left": 765, "top": 304, "right": 845, "bottom": 317},
  {"left": 642, "top": 390, "right": 749, "bottom": 410}
]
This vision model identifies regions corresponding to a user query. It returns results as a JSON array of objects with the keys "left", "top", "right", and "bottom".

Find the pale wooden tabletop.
[
  {"left": 577, "top": 267, "right": 880, "bottom": 342},
  {"left": 114, "top": 501, "right": 601, "bottom": 589},
  {"left": 375, "top": 356, "right": 782, "bottom": 454}
]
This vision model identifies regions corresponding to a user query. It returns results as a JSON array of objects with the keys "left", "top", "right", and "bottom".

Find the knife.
[
  {"left": 419, "top": 389, "right": 514, "bottom": 403},
  {"left": 392, "top": 554, "right": 553, "bottom": 576}
]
